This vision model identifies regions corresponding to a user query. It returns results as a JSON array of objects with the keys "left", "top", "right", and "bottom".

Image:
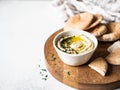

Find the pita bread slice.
[
  {"left": 106, "top": 48, "right": 120, "bottom": 65},
  {"left": 64, "top": 12, "right": 94, "bottom": 31},
  {"left": 85, "top": 14, "right": 103, "bottom": 30},
  {"left": 107, "top": 40, "right": 120, "bottom": 53},
  {"left": 89, "top": 24, "right": 108, "bottom": 37},
  {"left": 88, "top": 57, "right": 108, "bottom": 76}
]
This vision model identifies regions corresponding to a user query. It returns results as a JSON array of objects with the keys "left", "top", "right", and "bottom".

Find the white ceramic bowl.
[{"left": 53, "top": 30, "right": 98, "bottom": 66}]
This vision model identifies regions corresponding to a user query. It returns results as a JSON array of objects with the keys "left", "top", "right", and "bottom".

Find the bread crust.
[{"left": 64, "top": 13, "right": 94, "bottom": 30}]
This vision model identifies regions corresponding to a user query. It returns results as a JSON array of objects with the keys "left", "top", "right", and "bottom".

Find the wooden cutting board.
[{"left": 44, "top": 29, "right": 120, "bottom": 90}]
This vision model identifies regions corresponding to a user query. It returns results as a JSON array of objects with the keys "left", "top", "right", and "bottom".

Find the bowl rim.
[{"left": 53, "top": 29, "right": 98, "bottom": 57}]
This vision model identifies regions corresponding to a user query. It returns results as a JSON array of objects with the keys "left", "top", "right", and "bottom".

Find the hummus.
[{"left": 57, "top": 35, "right": 94, "bottom": 54}]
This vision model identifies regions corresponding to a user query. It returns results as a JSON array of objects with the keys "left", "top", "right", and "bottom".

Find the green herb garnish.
[
  {"left": 67, "top": 71, "right": 71, "bottom": 76},
  {"left": 51, "top": 54, "right": 56, "bottom": 61},
  {"left": 41, "top": 69, "right": 47, "bottom": 72},
  {"left": 45, "top": 75, "right": 48, "bottom": 78},
  {"left": 38, "top": 65, "right": 40, "bottom": 67},
  {"left": 42, "top": 78, "right": 47, "bottom": 80}
]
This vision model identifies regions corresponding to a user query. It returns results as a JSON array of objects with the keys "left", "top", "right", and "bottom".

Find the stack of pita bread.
[
  {"left": 64, "top": 12, "right": 120, "bottom": 42},
  {"left": 89, "top": 40, "right": 120, "bottom": 76},
  {"left": 64, "top": 13, "right": 120, "bottom": 76}
]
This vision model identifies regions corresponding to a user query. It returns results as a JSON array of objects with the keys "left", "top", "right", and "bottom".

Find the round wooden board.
[{"left": 44, "top": 29, "right": 120, "bottom": 90}]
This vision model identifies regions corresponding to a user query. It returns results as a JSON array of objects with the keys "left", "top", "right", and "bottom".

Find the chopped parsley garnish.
[
  {"left": 51, "top": 54, "right": 56, "bottom": 61},
  {"left": 67, "top": 71, "right": 71, "bottom": 76}
]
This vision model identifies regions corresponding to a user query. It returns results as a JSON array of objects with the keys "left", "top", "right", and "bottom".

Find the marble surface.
[{"left": 0, "top": 1, "right": 119, "bottom": 90}]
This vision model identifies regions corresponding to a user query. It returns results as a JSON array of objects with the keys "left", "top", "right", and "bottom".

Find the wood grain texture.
[{"left": 44, "top": 29, "right": 120, "bottom": 90}]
